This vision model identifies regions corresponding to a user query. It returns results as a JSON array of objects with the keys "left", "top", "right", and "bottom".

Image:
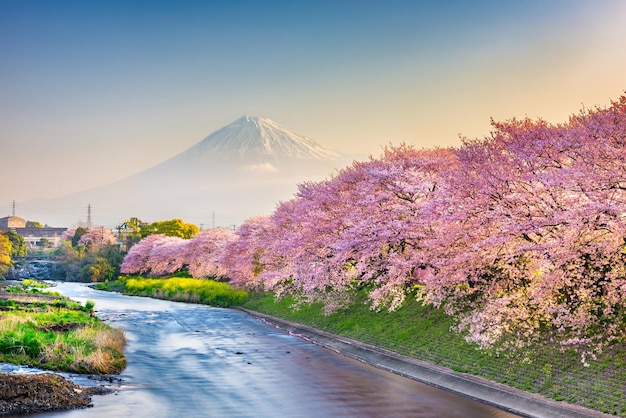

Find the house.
[
  {"left": 116, "top": 217, "right": 147, "bottom": 251},
  {"left": 0, "top": 216, "right": 27, "bottom": 229},
  {"left": 15, "top": 227, "right": 67, "bottom": 248},
  {"left": 0, "top": 216, "right": 67, "bottom": 248}
]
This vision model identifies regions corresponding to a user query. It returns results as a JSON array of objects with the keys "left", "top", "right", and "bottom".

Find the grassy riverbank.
[
  {"left": 243, "top": 291, "right": 626, "bottom": 417},
  {"left": 95, "top": 275, "right": 248, "bottom": 307},
  {"left": 0, "top": 280, "right": 126, "bottom": 374}
]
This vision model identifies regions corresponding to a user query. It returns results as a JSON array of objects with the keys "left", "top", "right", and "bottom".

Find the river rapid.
[{"left": 31, "top": 282, "right": 517, "bottom": 418}]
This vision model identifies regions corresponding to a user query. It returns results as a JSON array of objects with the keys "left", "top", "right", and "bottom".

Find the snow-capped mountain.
[
  {"left": 16, "top": 116, "right": 353, "bottom": 228},
  {"left": 144, "top": 115, "right": 346, "bottom": 181},
  {"left": 180, "top": 115, "right": 340, "bottom": 162},
  {"left": 153, "top": 115, "right": 344, "bottom": 179}
]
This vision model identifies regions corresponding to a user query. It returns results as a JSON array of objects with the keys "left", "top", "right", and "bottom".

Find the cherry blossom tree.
[
  {"left": 220, "top": 216, "right": 273, "bottom": 289},
  {"left": 121, "top": 234, "right": 168, "bottom": 275},
  {"left": 122, "top": 228, "right": 236, "bottom": 279},
  {"left": 421, "top": 95, "right": 626, "bottom": 354},
  {"left": 329, "top": 146, "right": 456, "bottom": 311},
  {"left": 145, "top": 235, "right": 187, "bottom": 276},
  {"left": 60, "top": 228, "right": 76, "bottom": 242},
  {"left": 78, "top": 227, "right": 117, "bottom": 249},
  {"left": 184, "top": 228, "right": 236, "bottom": 279},
  {"left": 262, "top": 183, "right": 348, "bottom": 309},
  {"left": 61, "top": 227, "right": 88, "bottom": 247},
  {"left": 251, "top": 199, "right": 303, "bottom": 298},
  {"left": 253, "top": 145, "right": 456, "bottom": 312}
]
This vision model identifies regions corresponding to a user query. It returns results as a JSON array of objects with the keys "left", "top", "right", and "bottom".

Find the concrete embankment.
[{"left": 239, "top": 308, "right": 614, "bottom": 418}]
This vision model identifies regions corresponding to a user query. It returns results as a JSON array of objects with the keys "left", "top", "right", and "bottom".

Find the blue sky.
[{"left": 1, "top": 0, "right": 625, "bottom": 208}]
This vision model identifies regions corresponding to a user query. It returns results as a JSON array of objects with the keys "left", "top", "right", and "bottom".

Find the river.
[{"left": 31, "top": 282, "right": 518, "bottom": 418}]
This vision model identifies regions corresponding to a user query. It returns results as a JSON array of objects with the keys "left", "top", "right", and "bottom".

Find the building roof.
[
  {"left": 0, "top": 216, "right": 27, "bottom": 230},
  {"left": 13, "top": 227, "right": 67, "bottom": 238},
  {"left": 0, "top": 215, "right": 26, "bottom": 223}
]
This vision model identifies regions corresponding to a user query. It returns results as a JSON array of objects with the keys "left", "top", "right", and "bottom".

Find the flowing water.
[{"left": 27, "top": 282, "right": 518, "bottom": 418}]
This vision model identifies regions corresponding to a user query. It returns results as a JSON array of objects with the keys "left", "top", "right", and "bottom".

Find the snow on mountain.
[
  {"left": 173, "top": 115, "right": 341, "bottom": 163},
  {"left": 145, "top": 115, "right": 348, "bottom": 185},
  {"left": 16, "top": 116, "right": 354, "bottom": 228}
]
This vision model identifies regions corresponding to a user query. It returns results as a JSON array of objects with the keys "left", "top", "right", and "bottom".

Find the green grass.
[
  {"left": 21, "top": 279, "right": 49, "bottom": 289},
  {"left": 0, "top": 292, "right": 126, "bottom": 374},
  {"left": 243, "top": 291, "right": 626, "bottom": 417},
  {"left": 95, "top": 275, "right": 248, "bottom": 307}
]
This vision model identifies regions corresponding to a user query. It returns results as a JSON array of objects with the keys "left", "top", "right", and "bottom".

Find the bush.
[{"left": 113, "top": 275, "right": 248, "bottom": 307}]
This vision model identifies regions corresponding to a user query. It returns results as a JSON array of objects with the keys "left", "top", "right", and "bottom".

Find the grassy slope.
[
  {"left": 243, "top": 292, "right": 626, "bottom": 417},
  {"left": 0, "top": 283, "right": 126, "bottom": 374}
]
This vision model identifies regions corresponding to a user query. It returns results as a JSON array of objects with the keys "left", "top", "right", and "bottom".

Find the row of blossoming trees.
[{"left": 121, "top": 95, "right": 626, "bottom": 355}]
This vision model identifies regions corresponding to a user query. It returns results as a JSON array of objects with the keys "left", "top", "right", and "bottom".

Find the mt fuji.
[
  {"left": 180, "top": 115, "right": 340, "bottom": 163},
  {"left": 19, "top": 116, "right": 353, "bottom": 228},
  {"left": 154, "top": 115, "right": 343, "bottom": 179}
]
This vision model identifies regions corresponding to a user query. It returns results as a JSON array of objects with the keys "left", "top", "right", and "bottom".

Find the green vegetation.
[
  {"left": 0, "top": 229, "right": 28, "bottom": 276},
  {"left": 140, "top": 218, "right": 199, "bottom": 239},
  {"left": 0, "top": 285, "right": 126, "bottom": 374},
  {"left": 54, "top": 238, "right": 123, "bottom": 283},
  {"left": 4, "top": 230, "right": 27, "bottom": 258},
  {"left": 20, "top": 279, "right": 49, "bottom": 289},
  {"left": 26, "top": 221, "right": 45, "bottom": 228},
  {"left": 4, "top": 279, "right": 60, "bottom": 296},
  {"left": 0, "top": 233, "right": 12, "bottom": 276},
  {"left": 243, "top": 291, "right": 626, "bottom": 417},
  {"left": 95, "top": 275, "right": 248, "bottom": 307}
]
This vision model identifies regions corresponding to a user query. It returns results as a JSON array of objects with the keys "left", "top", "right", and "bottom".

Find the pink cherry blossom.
[
  {"left": 78, "top": 227, "right": 117, "bottom": 249},
  {"left": 184, "top": 228, "right": 236, "bottom": 279}
]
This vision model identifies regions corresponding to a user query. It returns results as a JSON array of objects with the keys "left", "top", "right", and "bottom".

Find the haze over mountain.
[{"left": 15, "top": 117, "right": 354, "bottom": 228}]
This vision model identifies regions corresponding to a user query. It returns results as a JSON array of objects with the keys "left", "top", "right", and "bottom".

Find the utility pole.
[
  {"left": 212, "top": 211, "right": 215, "bottom": 229},
  {"left": 12, "top": 200, "right": 15, "bottom": 217},
  {"left": 116, "top": 223, "right": 123, "bottom": 252},
  {"left": 87, "top": 204, "right": 92, "bottom": 228}
]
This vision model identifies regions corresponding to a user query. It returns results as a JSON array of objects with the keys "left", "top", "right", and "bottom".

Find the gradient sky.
[{"left": 1, "top": 0, "right": 625, "bottom": 212}]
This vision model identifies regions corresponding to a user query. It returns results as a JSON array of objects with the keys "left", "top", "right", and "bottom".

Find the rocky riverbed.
[{"left": 0, "top": 373, "right": 110, "bottom": 415}]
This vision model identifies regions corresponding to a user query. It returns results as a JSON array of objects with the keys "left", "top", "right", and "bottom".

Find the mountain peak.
[
  {"left": 180, "top": 116, "right": 340, "bottom": 163},
  {"left": 238, "top": 114, "right": 260, "bottom": 123},
  {"left": 233, "top": 115, "right": 257, "bottom": 125}
]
